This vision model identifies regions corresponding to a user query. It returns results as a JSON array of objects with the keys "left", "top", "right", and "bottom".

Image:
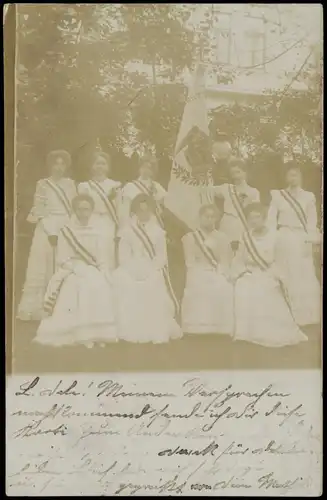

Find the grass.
[{"left": 11, "top": 320, "right": 321, "bottom": 374}]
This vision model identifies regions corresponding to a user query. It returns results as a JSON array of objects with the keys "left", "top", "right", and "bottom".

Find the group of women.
[{"left": 17, "top": 149, "right": 321, "bottom": 349}]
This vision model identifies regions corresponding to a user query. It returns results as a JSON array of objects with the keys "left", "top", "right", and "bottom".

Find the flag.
[{"left": 165, "top": 63, "right": 214, "bottom": 230}]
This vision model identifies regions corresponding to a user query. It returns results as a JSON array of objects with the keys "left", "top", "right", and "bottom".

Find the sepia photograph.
[{"left": 10, "top": 3, "right": 322, "bottom": 373}]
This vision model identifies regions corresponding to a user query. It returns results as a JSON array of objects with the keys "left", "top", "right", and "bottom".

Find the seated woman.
[
  {"left": 119, "top": 153, "right": 167, "bottom": 230},
  {"left": 232, "top": 203, "right": 308, "bottom": 348},
  {"left": 34, "top": 194, "right": 118, "bottom": 348},
  {"left": 181, "top": 204, "right": 233, "bottom": 335},
  {"left": 114, "top": 193, "right": 182, "bottom": 344}
]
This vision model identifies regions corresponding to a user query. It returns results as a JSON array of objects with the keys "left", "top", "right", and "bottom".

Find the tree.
[
  {"left": 115, "top": 4, "right": 196, "bottom": 186},
  {"left": 209, "top": 66, "right": 322, "bottom": 207},
  {"left": 16, "top": 4, "right": 138, "bottom": 225}
]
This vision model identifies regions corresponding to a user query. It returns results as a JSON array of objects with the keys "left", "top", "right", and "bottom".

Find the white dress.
[
  {"left": 114, "top": 217, "right": 182, "bottom": 343},
  {"left": 233, "top": 228, "right": 308, "bottom": 347},
  {"left": 120, "top": 178, "right": 167, "bottom": 230},
  {"left": 78, "top": 178, "right": 121, "bottom": 269},
  {"left": 211, "top": 182, "right": 260, "bottom": 243},
  {"left": 34, "top": 216, "right": 118, "bottom": 347},
  {"left": 182, "top": 229, "right": 233, "bottom": 334},
  {"left": 267, "top": 188, "right": 321, "bottom": 326},
  {"left": 17, "top": 177, "right": 77, "bottom": 321}
]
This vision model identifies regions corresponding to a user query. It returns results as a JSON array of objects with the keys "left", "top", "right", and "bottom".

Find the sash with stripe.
[
  {"left": 242, "top": 231, "right": 270, "bottom": 272},
  {"left": 241, "top": 230, "right": 295, "bottom": 318},
  {"left": 44, "top": 225, "right": 99, "bottom": 314},
  {"left": 88, "top": 180, "right": 119, "bottom": 227},
  {"left": 132, "top": 180, "right": 165, "bottom": 229},
  {"left": 45, "top": 179, "right": 72, "bottom": 216},
  {"left": 43, "top": 268, "right": 72, "bottom": 315},
  {"left": 280, "top": 189, "right": 308, "bottom": 232},
  {"left": 193, "top": 230, "right": 218, "bottom": 268},
  {"left": 131, "top": 222, "right": 180, "bottom": 316},
  {"left": 61, "top": 225, "right": 99, "bottom": 267},
  {"left": 228, "top": 183, "right": 249, "bottom": 233}
]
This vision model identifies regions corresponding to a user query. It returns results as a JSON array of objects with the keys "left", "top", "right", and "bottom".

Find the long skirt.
[
  {"left": 182, "top": 268, "right": 233, "bottom": 334},
  {"left": 234, "top": 270, "right": 308, "bottom": 347},
  {"left": 114, "top": 266, "right": 182, "bottom": 343},
  {"left": 275, "top": 228, "right": 321, "bottom": 327},
  {"left": 17, "top": 216, "right": 68, "bottom": 321},
  {"left": 34, "top": 265, "right": 117, "bottom": 347}
]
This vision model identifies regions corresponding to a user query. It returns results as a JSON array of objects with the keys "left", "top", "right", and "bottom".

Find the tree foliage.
[{"left": 16, "top": 4, "right": 322, "bottom": 226}]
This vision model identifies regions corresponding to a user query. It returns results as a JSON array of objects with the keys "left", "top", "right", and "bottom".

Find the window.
[
  {"left": 215, "top": 13, "right": 232, "bottom": 65},
  {"left": 245, "top": 30, "right": 266, "bottom": 68}
]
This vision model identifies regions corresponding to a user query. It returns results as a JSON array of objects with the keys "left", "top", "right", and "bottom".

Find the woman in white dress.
[
  {"left": 114, "top": 193, "right": 182, "bottom": 343},
  {"left": 181, "top": 204, "right": 233, "bottom": 335},
  {"left": 78, "top": 151, "right": 121, "bottom": 269},
  {"left": 17, "top": 150, "right": 77, "bottom": 321},
  {"left": 267, "top": 164, "right": 321, "bottom": 327},
  {"left": 233, "top": 203, "right": 307, "bottom": 347},
  {"left": 34, "top": 194, "right": 118, "bottom": 348},
  {"left": 212, "top": 158, "right": 260, "bottom": 250},
  {"left": 120, "top": 154, "right": 167, "bottom": 230}
]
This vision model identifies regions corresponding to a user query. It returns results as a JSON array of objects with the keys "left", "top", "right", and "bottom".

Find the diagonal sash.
[
  {"left": 89, "top": 180, "right": 119, "bottom": 226},
  {"left": 43, "top": 268, "right": 72, "bottom": 315},
  {"left": 242, "top": 231, "right": 270, "bottom": 272},
  {"left": 133, "top": 180, "right": 165, "bottom": 229},
  {"left": 241, "top": 230, "right": 295, "bottom": 318},
  {"left": 131, "top": 222, "right": 180, "bottom": 316},
  {"left": 44, "top": 226, "right": 99, "bottom": 315},
  {"left": 193, "top": 230, "right": 218, "bottom": 268},
  {"left": 131, "top": 222, "right": 156, "bottom": 260},
  {"left": 61, "top": 225, "right": 98, "bottom": 267},
  {"left": 228, "top": 183, "right": 249, "bottom": 232},
  {"left": 45, "top": 179, "right": 72, "bottom": 216},
  {"left": 280, "top": 189, "right": 308, "bottom": 232}
]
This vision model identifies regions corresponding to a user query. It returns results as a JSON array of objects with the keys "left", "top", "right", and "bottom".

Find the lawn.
[{"left": 11, "top": 320, "right": 321, "bottom": 374}]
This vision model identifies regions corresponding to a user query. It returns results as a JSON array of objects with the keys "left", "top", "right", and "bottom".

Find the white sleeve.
[
  {"left": 119, "top": 185, "right": 133, "bottom": 229},
  {"left": 266, "top": 191, "right": 278, "bottom": 230},
  {"left": 252, "top": 188, "right": 260, "bottom": 202},
  {"left": 306, "top": 193, "right": 321, "bottom": 243},
  {"left": 26, "top": 180, "right": 47, "bottom": 223},
  {"left": 231, "top": 237, "right": 247, "bottom": 279},
  {"left": 118, "top": 230, "right": 133, "bottom": 268}
]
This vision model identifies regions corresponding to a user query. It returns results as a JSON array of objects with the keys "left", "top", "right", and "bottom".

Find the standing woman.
[
  {"left": 17, "top": 150, "right": 76, "bottom": 321},
  {"left": 78, "top": 151, "right": 121, "bottom": 270},
  {"left": 267, "top": 163, "right": 321, "bottom": 327},
  {"left": 212, "top": 158, "right": 260, "bottom": 251},
  {"left": 114, "top": 194, "right": 181, "bottom": 344},
  {"left": 120, "top": 154, "right": 167, "bottom": 230},
  {"left": 232, "top": 203, "right": 307, "bottom": 347},
  {"left": 181, "top": 204, "right": 233, "bottom": 335},
  {"left": 34, "top": 194, "right": 118, "bottom": 348}
]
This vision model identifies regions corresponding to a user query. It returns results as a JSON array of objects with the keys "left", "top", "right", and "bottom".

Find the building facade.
[{"left": 196, "top": 4, "right": 322, "bottom": 109}]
